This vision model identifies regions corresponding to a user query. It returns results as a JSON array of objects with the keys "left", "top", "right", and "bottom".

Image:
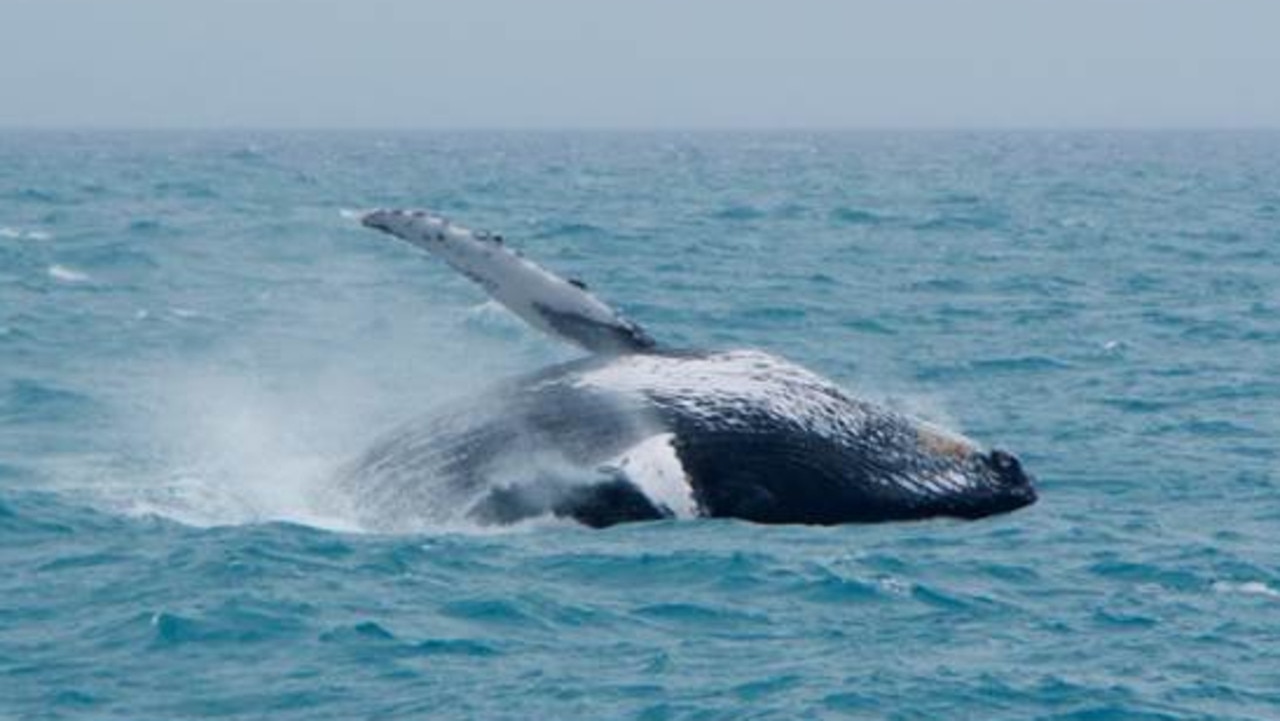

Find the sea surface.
[{"left": 2, "top": 130, "right": 1278, "bottom": 720}]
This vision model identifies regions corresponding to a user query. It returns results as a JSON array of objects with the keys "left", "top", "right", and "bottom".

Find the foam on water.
[
  {"left": 1212, "top": 580, "right": 1280, "bottom": 600},
  {"left": 47, "top": 264, "right": 90, "bottom": 283}
]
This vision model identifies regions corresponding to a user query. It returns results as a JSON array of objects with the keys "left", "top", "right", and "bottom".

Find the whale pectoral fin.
[
  {"left": 552, "top": 472, "right": 673, "bottom": 528},
  {"left": 360, "top": 209, "right": 656, "bottom": 355}
]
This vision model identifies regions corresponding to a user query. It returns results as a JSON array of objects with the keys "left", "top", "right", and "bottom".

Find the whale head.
[
  {"left": 908, "top": 425, "right": 1037, "bottom": 519},
  {"left": 969, "top": 447, "right": 1038, "bottom": 516}
]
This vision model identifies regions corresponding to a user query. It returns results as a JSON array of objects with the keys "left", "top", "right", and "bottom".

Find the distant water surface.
[{"left": 2, "top": 130, "right": 1278, "bottom": 720}]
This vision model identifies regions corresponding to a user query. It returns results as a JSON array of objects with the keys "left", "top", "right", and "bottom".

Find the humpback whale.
[{"left": 335, "top": 209, "right": 1037, "bottom": 530}]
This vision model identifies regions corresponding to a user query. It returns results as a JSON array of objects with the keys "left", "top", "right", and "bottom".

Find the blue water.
[{"left": 2, "top": 131, "right": 1279, "bottom": 720}]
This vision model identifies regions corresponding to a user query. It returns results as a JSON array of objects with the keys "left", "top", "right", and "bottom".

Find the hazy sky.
[{"left": 1, "top": 0, "right": 1277, "bottom": 129}]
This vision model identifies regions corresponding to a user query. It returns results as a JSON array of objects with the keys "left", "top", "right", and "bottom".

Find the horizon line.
[{"left": 2, "top": 124, "right": 1280, "bottom": 134}]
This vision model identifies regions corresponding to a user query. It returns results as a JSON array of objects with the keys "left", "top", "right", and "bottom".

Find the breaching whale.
[{"left": 334, "top": 209, "right": 1037, "bottom": 530}]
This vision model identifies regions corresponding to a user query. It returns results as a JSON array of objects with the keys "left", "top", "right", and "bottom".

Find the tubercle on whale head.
[{"left": 913, "top": 424, "right": 1036, "bottom": 518}]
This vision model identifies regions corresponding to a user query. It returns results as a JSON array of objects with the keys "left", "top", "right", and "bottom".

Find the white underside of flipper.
[
  {"left": 603, "top": 433, "right": 698, "bottom": 518},
  {"left": 361, "top": 209, "right": 654, "bottom": 354}
]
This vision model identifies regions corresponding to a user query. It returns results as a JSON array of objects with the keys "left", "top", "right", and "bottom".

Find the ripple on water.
[
  {"left": 1, "top": 379, "right": 98, "bottom": 424},
  {"left": 711, "top": 204, "right": 766, "bottom": 221},
  {"left": 147, "top": 604, "right": 308, "bottom": 647},
  {"left": 829, "top": 206, "right": 889, "bottom": 225}
]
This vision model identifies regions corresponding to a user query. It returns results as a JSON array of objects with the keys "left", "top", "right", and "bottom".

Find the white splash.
[
  {"left": 463, "top": 299, "right": 525, "bottom": 334},
  {"left": 124, "top": 371, "right": 350, "bottom": 529},
  {"left": 1, "top": 226, "right": 53, "bottom": 241},
  {"left": 48, "top": 264, "right": 90, "bottom": 283},
  {"left": 1212, "top": 581, "right": 1280, "bottom": 600}
]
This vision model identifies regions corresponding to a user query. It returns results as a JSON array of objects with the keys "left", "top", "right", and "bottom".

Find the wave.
[
  {"left": 152, "top": 180, "right": 219, "bottom": 200},
  {"left": 829, "top": 206, "right": 888, "bottom": 225},
  {"left": 2, "top": 379, "right": 98, "bottom": 424},
  {"left": 1, "top": 226, "right": 54, "bottom": 241},
  {"left": 530, "top": 221, "right": 607, "bottom": 239},
  {"left": 711, "top": 204, "right": 766, "bottom": 221},
  {"left": 3, "top": 187, "right": 63, "bottom": 204},
  {"left": 911, "top": 211, "right": 1007, "bottom": 232}
]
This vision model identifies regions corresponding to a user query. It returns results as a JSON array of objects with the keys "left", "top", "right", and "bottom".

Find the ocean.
[{"left": 2, "top": 130, "right": 1278, "bottom": 720}]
